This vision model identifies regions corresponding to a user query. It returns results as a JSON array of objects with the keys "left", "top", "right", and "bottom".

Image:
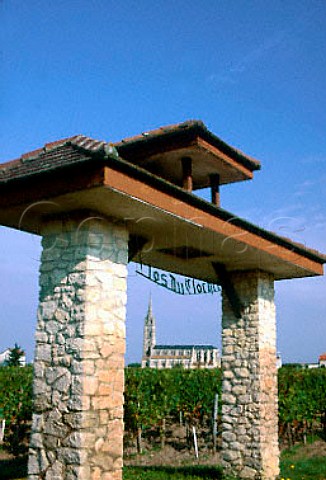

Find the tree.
[{"left": 5, "top": 344, "right": 25, "bottom": 367}]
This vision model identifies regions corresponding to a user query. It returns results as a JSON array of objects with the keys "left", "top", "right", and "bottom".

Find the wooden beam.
[
  {"left": 212, "top": 262, "right": 243, "bottom": 319},
  {"left": 128, "top": 234, "right": 148, "bottom": 262},
  {"left": 181, "top": 157, "right": 193, "bottom": 192},
  {"left": 210, "top": 174, "right": 220, "bottom": 206}
]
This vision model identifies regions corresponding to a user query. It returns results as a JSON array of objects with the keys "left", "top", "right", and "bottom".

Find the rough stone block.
[
  {"left": 221, "top": 271, "right": 279, "bottom": 480},
  {"left": 29, "top": 219, "right": 127, "bottom": 480}
]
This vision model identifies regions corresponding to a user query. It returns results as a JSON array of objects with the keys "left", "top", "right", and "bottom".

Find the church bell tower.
[{"left": 142, "top": 295, "right": 156, "bottom": 367}]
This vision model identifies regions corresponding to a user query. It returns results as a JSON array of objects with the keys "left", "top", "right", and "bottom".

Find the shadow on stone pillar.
[
  {"left": 221, "top": 270, "right": 280, "bottom": 480},
  {"left": 28, "top": 217, "right": 128, "bottom": 480}
]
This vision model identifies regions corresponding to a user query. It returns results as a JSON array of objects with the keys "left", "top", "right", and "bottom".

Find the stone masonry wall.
[
  {"left": 221, "top": 270, "right": 279, "bottom": 480},
  {"left": 28, "top": 217, "right": 128, "bottom": 480}
]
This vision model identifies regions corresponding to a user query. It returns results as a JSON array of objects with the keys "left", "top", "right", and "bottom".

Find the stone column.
[
  {"left": 28, "top": 217, "right": 128, "bottom": 480},
  {"left": 221, "top": 271, "right": 279, "bottom": 480}
]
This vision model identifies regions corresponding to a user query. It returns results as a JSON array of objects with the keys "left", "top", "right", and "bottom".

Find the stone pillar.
[
  {"left": 28, "top": 217, "right": 128, "bottom": 480},
  {"left": 221, "top": 271, "right": 279, "bottom": 480}
]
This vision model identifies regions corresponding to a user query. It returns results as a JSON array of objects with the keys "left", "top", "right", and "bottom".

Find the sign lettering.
[{"left": 136, "top": 265, "right": 221, "bottom": 296}]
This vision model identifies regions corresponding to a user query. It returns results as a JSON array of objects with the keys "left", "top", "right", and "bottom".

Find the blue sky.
[{"left": 1, "top": 0, "right": 325, "bottom": 364}]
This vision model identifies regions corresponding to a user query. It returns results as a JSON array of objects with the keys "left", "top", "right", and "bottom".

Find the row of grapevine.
[
  {"left": 125, "top": 367, "right": 326, "bottom": 450},
  {"left": 124, "top": 367, "right": 221, "bottom": 451},
  {"left": 0, "top": 365, "right": 33, "bottom": 455},
  {"left": 278, "top": 367, "right": 326, "bottom": 445},
  {"left": 0, "top": 365, "right": 325, "bottom": 455}
]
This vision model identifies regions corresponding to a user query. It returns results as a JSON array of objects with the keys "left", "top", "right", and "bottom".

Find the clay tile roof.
[
  {"left": 115, "top": 119, "right": 261, "bottom": 172},
  {"left": 0, "top": 120, "right": 259, "bottom": 184},
  {"left": 0, "top": 121, "right": 325, "bottom": 266},
  {"left": 0, "top": 135, "right": 108, "bottom": 184},
  {"left": 319, "top": 353, "right": 326, "bottom": 361}
]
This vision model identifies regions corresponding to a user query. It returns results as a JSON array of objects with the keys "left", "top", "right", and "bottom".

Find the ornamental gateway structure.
[{"left": 0, "top": 119, "right": 325, "bottom": 480}]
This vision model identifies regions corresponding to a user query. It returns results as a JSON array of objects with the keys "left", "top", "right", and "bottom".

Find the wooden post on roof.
[
  {"left": 181, "top": 157, "right": 193, "bottom": 192},
  {"left": 210, "top": 174, "right": 220, "bottom": 206}
]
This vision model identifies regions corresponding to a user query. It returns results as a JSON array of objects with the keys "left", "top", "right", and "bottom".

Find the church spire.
[
  {"left": 142, "top": 294, "right": 156, "bottom": 365},
  {"left": 147, "top": 293, "right": 153, "bottom": 317}
]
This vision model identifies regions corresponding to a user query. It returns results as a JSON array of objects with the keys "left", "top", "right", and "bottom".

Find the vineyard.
[
  {"left": 0, "top": 365, "right": 325, "bottom": 456},
  {"left": 0, "top": 366, "right": 33, "bottom": 456},
  {"left": 278, "top": 367, "right": 326, "bottom": 445},
  {"left": 124, "top": 367, "right": 222, "bottom": 454}
]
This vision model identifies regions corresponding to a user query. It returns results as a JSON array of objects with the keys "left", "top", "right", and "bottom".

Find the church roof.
[{"left": 154, "top": 344, "right": 217, "bottom": 350}]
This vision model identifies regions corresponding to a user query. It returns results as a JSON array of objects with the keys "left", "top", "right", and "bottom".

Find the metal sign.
[{"left": 136, "top": 264, "right": 221, "bottom": 296}]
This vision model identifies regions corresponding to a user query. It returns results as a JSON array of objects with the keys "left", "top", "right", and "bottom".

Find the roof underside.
[
  {"left": 0, "top": 121, "right": 325, "bottom": 283},
  {"left": 115, "top": 120, "right": 261, "bottom": 188},
  {"left": 0, "top": 120, "right": 260, "bottom": 189}
]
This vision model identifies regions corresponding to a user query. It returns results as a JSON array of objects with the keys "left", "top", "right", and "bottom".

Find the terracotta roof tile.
[
  {"left": 44, "top": 137, "right": 72, "bottom": 150},
  {"left": 0, "top": 120, "right": 260, "bottom": 184},
  {"left": 0, "top": 134, "right": 112, "bottom": 183},
  {"left": 21, "top": 148, "right": 44, "bottom": 161},
  {"left": 0, "top": 122, "right": 325, "bottom": 266},
  {"left": 115, "top": 119, "right": 261, "bottom": 171},
  {"left": 117, "top": 120, "right": 201, "bottom": 145},
  {"left": 70, "top": 135, "right": 107, "bottom": 152},
  {"left": 0, "top": 143, "right": 91, "bottom": 182}
]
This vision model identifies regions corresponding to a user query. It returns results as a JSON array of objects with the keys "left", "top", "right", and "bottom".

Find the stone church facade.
[{"left": 141, "top": 298, "right": 220, "bottom": 369}]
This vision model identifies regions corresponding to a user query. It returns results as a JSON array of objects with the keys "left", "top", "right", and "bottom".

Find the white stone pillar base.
[
  {"left": 221, "top": 271, "right": 279, "bottom": 480},
  {"left": 28, "top": 217, "right": 128, "bottom": 480}
]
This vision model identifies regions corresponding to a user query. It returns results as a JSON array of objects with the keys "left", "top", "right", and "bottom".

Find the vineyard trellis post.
[
  {"left": 0, "top": 408, "right": 5, "bottom": 444},
  {"left": 212, "top": 393, "right": 218, "bottom": 452},
  {"left": 192, "top": 426, "right": 199, "bottom": 460}
]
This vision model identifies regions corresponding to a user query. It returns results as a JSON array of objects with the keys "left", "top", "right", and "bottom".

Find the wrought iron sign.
[{"left": 136, "top": 264, "right": 221, "bottom": 296}]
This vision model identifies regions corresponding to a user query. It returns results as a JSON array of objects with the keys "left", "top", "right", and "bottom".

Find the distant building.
[
  {"left": 287, "top": 354, "right": 326, "bottom": 369},
  {"left": 141, "top": 297, "right": 220, "bottom": 369},
  {"left": 319, "top": 353, "right": 326, "bottom": 367},
  {"left": 0, "top": 348, "right": 26, "bottom": 367}
]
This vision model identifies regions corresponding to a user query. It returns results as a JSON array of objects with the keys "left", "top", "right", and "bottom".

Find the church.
[{"left": 141, "top": 297, "right": 220, "bottom": 369}]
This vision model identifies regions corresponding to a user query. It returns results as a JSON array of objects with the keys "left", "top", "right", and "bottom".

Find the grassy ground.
[
  {"left": 0, "top": 454, "right": 27, "bottom": 480},
  {"left": 123, "top": 465, "right": 226, "bottom": 480},
  {"left": 1, "top": 445, "right": 325, "bottom": 480},
  {"left": 280, "top": 440, "right": 326, "bottom": 480},
  {"left": 281, "top": 456, "right": 326, "bottom": 480},
  {"left": 124, "top": 455, "right": 326, "bottom": 480}
]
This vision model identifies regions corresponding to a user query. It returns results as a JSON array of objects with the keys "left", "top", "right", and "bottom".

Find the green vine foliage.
[
  {"left": 0, "top": 365, "right": 33, "bottom": 455},
  {"left": 0, "top": 365, "right": 325, "bottom": 455},
  {"left": 278, "top": 367, "right": 326, "bottom": 443},
  {"left": 124, "top": 367, "right": 222, "bottom": 436}
]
